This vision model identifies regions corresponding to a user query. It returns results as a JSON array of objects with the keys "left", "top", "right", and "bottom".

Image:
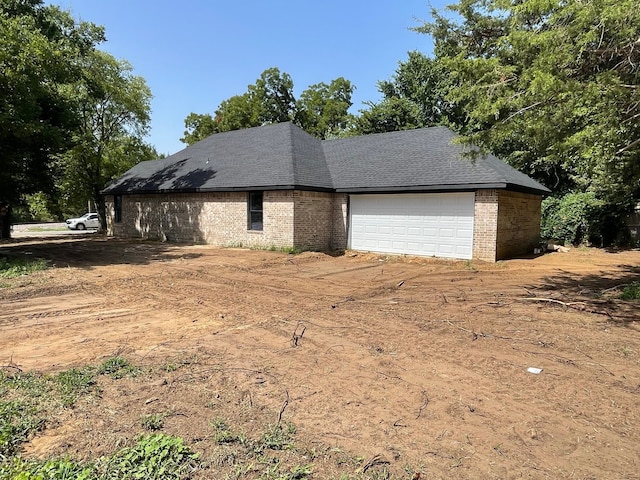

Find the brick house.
[{"left": 102, "top": 122, "right": 550, "bottom": 261}]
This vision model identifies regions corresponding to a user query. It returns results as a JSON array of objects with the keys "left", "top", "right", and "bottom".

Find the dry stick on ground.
[
  {"left": 575, "top": 347, "right": 615, "bottom": 376},
  {"left": 520, "top": 297, "right": 613, "bottom": 318},
  {"left": 291, "top": 322, "right": 306, "bottom": 347},
  {"left": 416, "top": 390, "right": 430, "bottom": 419},
  {"left": 360, "top": 454, "right": 390, "bottom": 473},
  {"left": 277, "top": 390, "right": 289, "bottom": 424},
  {"left": 1, "top": 352, "right": 22, "bottom": 372}
]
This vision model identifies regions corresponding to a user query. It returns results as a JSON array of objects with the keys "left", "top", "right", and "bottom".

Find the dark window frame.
[
  {"left": 114, "top": 195, "right": 122, "bottom": 223},
  {"left": 248, "top": 192, "right": 263, "bottom": 231}
]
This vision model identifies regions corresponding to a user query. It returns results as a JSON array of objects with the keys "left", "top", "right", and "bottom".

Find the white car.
[{"left": 66, "top": 213, "right": 100, "bottom": 230}]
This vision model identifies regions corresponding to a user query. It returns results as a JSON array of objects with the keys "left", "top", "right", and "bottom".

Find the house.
[{"left": 102, "top": 122, "right": 550, "bottom": 261}]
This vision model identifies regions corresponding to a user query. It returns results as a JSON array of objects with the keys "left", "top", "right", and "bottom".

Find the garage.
[{"left": 348, "top": 192, "right": 475, "bottom": 259}]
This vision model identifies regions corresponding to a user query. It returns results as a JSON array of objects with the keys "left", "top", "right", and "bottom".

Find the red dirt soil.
[{"left": 1, "top": 236, "right": 639, "bottom": 479}]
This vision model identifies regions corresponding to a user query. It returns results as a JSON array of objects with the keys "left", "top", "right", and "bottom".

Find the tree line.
[
  {"left": 2, "top": 0, "right": 638, "bottom": 245},
  {"left": 0, "top": 0, "right": 156, "bottom": 237}
]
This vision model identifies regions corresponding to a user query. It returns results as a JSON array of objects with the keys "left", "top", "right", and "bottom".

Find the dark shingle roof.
[
  {"left": 323, "top": 126, "right": 549, "bottom": 193},
  {"left": 103, "top": 122, "right": 550, "bottom": 195}
]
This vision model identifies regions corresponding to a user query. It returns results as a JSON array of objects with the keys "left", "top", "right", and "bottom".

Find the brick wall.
[
  {"left": 473, "top": 189, "right": 542, "bottom": 261},
  {"left": 331, "top": 193, "right": 348, "bottom": 250},
  {"left": 473, "top": 189, "right": 499, "bottom": 262},
  {"left": 106, "top": 191, "right": 295, "bottom": 249},
  {"left": 292, "top": 191, "right": 333, "bottom": 250},
  {"left": 107, "top": 189, "right": 541, "bottom": 260},
  {"left": 495, "top": 190, "right": 542, "bottom": 259}
]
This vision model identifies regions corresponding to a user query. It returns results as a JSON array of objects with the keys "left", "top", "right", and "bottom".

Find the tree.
[
  {"left": 0, "top": 0, "right": 104, "bottom": 237},
  {"left": 351, "top": 52, "right": 463, "bottom": 135},
  {"left": 416, "top": 0, "right": 640, "bottom": 208},
  {"left": 62, "top": 50, "right": 152, "bottom": 228},
  {"left": 182, "top": 68, "right": 295, "bottom": 145},
  {"left": 181, "top": 69, "right": 355, "bottom": 144},
  {"left": 295, "top": 77, "right": 354, "bottom": 139}
]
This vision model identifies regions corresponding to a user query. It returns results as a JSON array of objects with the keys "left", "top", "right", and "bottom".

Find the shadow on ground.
[
  {"left": 528, "top": 264, "right": 640, "bottom": 326},
  {"left": 0, "top": 235, "right": 203, "bottom": 270}
]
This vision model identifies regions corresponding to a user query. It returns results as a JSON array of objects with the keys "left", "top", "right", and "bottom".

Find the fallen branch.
[
  {"left": 521, "top": 297, "right": 584, "bottom": 307},
  {"left": 520, "top": 297, "right": 613, "bottom": 318}
]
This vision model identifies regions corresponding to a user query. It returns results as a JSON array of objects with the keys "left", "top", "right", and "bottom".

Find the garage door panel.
[{"left": 349, "top": 193, "right": 474, "bottom": 260}]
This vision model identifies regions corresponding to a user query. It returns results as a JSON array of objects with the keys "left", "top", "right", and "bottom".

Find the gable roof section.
[
  {"left": 102, "top": 122, "right": 333, "bottom": 194},
  {"left": 323, "top": 127, "right": 548, "bottom": 194},
  {"left": 103, "top": 122, "right": 550, "bottom": 196}
]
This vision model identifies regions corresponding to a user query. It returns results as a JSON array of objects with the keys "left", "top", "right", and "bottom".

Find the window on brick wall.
[
  {"left": 248, "top": 192, "right": 263, "bottom": 231},
  {"left": 114, "top": 195, "right": 122, "bottom": 223}
]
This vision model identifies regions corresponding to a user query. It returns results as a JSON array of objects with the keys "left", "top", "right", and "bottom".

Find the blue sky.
[{"left": 52, "top": 1, "right": 446, "bottom": 156}]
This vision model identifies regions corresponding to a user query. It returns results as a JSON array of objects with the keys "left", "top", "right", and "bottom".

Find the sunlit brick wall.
[{"left": 495, "top": 190, "right": 542, "bottom": 259}]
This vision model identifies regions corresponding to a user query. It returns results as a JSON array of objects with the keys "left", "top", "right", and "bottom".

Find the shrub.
[
  {"left": 620, "top": 282, "right": 640, "bottom": 301},
  {"left": 541, "top": 192, "right": 605, "bottom": 246}
]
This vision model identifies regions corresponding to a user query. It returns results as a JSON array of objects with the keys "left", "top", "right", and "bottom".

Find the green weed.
[
  {"left": 97, "top": 434, "right": 199, "bottom": 480},
  {"left": 620, "top": 282, "right": 640, "bottom": 300},
  {"left": 260, "top": 422, "right": 297, "bottom": 451},
  {"left": 211, "top": 417, "right": 246, "bottom": 445},
  {"left": 54, "top": 367, "right": 98, "bottom": 407},
  {"left": 97, "top": 356, "right": 140, "bottom": 378},
  {"left": 0, "top": 456, "right": 93, "bottom": 479},
  {"left": 141, "top": 413, "right": 166, "bottom": 431},
  {"left": 0, "top": 255, "right": 48, "bottom": 278},
  {"left": 0, "top": 400, "right": 45, "bottom": 461}
]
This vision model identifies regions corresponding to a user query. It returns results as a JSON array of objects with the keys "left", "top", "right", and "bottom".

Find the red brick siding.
[
  {"left": 473, "top": 190, "right": 499, "bottom": 262},
  {"left": 495, "top": 190, "right": 542, "bottom": 259}
]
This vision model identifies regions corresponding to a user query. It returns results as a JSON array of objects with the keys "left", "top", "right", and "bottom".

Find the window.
[
  {"left": 248, "top": 192, "right": 263, "bottom": 231},
  {"left": 114, "top": 195, "right": 122, "bottom": 223}
]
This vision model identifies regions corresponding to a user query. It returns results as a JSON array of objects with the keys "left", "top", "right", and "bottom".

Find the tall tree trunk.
[
  {"left": 0, "top": 204, "right": 11, "bottom": 239},
  {"left": 93, "top": 185, "right": 107, "bottom": 234}
]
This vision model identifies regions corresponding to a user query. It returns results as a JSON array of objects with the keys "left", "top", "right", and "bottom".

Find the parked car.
[{"left": 66, "top": 213, "right": 100, "bottom": 230}]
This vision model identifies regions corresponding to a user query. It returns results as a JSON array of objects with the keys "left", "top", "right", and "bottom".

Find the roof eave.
[
  {"left": 336, "top": 182, "right": 549, "bottom": 196},
  {"left": 102, "top": 184, "right": 335, "bottom": 195}
]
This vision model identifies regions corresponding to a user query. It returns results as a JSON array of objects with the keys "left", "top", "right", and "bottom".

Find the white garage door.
[{"left": 349, "top": 193, "right": 475, "bottom": 259}]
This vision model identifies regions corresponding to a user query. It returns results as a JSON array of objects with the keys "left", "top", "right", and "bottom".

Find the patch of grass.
[
  {"left": 0, "top": 400, "right": 46, "bottom": 461},
  {"left": 1, "top": 363, "right": 414, "bottom": 479},
  {"left": 620, "top": 346, "right": 634, "bottom": 357},
  {"left": 0, "top": 456, "right": 93, "bottom": 479},
  {"left": 211, "top": 417, "right": 246, "bottom": 444},
  {"left": 54, "top": 367, "right": 98, "bottom": 407},
  {"left": 260, "top": 422, "right": 297, "bottom": 451},
  {"left": 97, "top": 434, "right": 199, "bottom": 480},
  {"left": 1, "top": 434, "right": 198, "bottom": 480},
  {"left": 0, "top": 255, "right": 48, "bottom": 279},
  {"left": 97, "top": 356, "right": 140, "bottom": 378},
  {"left": 25, "top": 226, "right": 68, "bottom": 232},
  {"left": 620, "top": 282, "right": 640, "bottom": 300},
  {"left": 141, "top": 413, "right": 166, "bottom": 431},
  {"left": 263, "top": 245, "right": 304, "bottom": 254}
]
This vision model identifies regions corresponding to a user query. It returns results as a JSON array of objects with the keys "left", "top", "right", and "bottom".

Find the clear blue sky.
[{"left": 51, "top": 1, "right": 446, "bottom": 156}]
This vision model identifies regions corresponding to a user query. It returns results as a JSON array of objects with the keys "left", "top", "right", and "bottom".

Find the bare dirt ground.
[{"left": 1, "top": 236, "right": 639, "bottom": 479}]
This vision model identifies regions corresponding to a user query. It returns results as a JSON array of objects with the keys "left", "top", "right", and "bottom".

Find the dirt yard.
[{"left": 1, "top": 236, "right": 639, "bottom": 479}]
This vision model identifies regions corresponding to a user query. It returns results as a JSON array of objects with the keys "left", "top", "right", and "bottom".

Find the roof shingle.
[{"left": 103, "top": 122, "right": 550, "bottom": 195}]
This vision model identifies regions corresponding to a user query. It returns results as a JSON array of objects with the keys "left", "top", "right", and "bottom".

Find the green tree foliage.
[
  {"left": 60, "top": 49, "right": 153, "bottom": 227},
  {"left": 181, "top": 68, "right": 355, "bottom": 144},
  {"left": 295, "top": 77, "right": 354, "bottom": 139},
  {"left": 416, "top": 0, "right": 640, "bottom": 206},
  {"left": 0, "top": 0, "right": 104, "bottom": 237},
  {"left": 0, "top": 0, "right": 155, "bottom": 235},
  {"left": 352, "top": 51, "right": 464, "bottom": 135}
]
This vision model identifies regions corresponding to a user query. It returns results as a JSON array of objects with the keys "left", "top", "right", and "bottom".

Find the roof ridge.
[{"left": 286, "top": 122, "right": 299, "bottom": 186}]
